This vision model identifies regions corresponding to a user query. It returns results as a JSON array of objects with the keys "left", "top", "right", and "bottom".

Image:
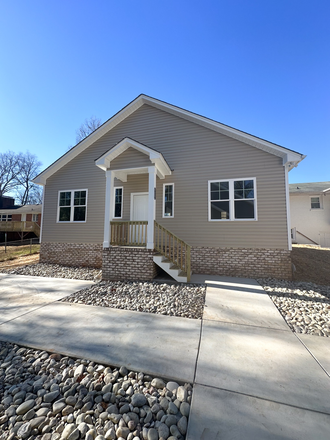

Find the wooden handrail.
[
  {"left": 296, "top": 230, "right": 319, "bottom": 246},
  {"left": 154, "top": 221, "right": 191, "bottom": 282},
  {"left": 110, "top": 221, "right": 147, "bottom": 246}
]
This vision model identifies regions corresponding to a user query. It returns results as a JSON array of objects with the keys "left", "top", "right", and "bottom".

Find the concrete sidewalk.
[
  {"left": 0, "top": 273, "right": 329, "bottom": 438},
  {"left": 188, "top": 275, "right": 330, "bottom": 439}
]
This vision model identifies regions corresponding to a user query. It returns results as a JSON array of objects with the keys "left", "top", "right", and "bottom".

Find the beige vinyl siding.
[
  {"left": 111, "top": 147, "right": 152, "bottom": 170},
  {"left": 42, "top": 104, "right": 288, "bottom": 249}
]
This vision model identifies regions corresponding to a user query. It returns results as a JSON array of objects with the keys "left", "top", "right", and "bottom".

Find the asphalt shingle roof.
[{"left": 289, "top": 181, "right": 330, "bottom": 193}]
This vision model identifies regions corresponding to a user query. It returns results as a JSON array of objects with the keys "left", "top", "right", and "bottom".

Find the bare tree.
[
  {"left": 0, "top": 151, "right": 23, "bottom": 196},
  {"left": 15, "top": 152, "right": 42, "bottom": 205},
  {"left": 75, "top": 116, "right": 102, "bottom": 143}
]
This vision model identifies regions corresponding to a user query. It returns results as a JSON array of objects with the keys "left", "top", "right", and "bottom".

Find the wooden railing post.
[{"left": 186, "top": 245, "right": 191, "bottom": 282}]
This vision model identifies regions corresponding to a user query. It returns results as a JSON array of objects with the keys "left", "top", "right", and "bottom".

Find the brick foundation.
[
  {"left": 40, "top": 243, "right": 103, "bottom": 268},
  {"left": 191, "top": 247, "right": 292, "bottom": 280},
  {"left": 102, "top": 246, "right": 159, "bottom": 281}
]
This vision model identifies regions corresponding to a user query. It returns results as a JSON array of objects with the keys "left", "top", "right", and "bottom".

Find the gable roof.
[
  {"left": 289, "top": 181, "right": 330, "bottom": 194},
  {"left": 34, "top": 94, "right": 305, "bottom": 185},
  {"left": 95, "top": 137, "right": 172, "bottom": 180},
  {"left": 0, "top": 204, "right": 42, "bottom": 215}
]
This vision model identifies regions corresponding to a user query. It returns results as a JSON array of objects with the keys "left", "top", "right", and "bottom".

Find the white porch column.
[
  {"left": 147, "top": 166, "right": 156, "bottom": 249},
  {"left": 103, "top": 170, "right": 114, "bottom": 248}
]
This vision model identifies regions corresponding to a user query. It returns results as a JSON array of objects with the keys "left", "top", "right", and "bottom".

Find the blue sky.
[{"left": 0, "top": 0, "right": 329, "bottom": 185}]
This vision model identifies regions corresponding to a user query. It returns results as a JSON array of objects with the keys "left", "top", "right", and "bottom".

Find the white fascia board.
[
  {"left": 95, "top": 137, "right": 171, "bottom": 179},
  {"left": 35, "top": 101, "right": 145, "bottom": 184}
]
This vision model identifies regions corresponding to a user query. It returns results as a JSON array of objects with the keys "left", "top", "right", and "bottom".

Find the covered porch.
[{"left": 95, "top": 137, "right": 191, "bottom": 282}]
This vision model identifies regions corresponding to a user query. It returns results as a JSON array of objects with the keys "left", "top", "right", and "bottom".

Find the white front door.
[
  {"left": 130, "top": 193, "right": 148, "bottom": 243},
  {"left": 131, "top": 193, "right": 149, "bottom": 221}
]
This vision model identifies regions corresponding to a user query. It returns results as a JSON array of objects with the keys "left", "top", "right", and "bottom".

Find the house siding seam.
[
  {"left": 191, "top": 247, "right": 292, "bottom": 280},
  {"left": 40, "top": 243, "right": 103, "bottom": 268},
  {"left": 102, "top": 247, "right": 160, "bottom": 281}
]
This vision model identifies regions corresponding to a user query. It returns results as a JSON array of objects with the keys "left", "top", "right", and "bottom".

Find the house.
[
  {"left": 0, "top": 195, "right": 16, "bottom": 209},
  {"left": 290, "top": 181, "right": 330, "bottom": 248},
  {"left": 0, "top": 204, "right": 42, "bottom": 242},
  {"left": 33, "top": 95, "right": 304, "bottom": 281}
]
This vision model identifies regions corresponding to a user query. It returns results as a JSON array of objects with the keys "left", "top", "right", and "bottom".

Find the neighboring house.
[
  {"left": 33, "top": 95, "right": 304, "bottom": 281},
  {"left": 290, "top": 181, "right": 330, "bottom": 248},
  {"left": 0, "top": 204, "right": 42, "bottom": 242},
  {"left": 0, "top": 195, "right": 16, "bottom": 209}
]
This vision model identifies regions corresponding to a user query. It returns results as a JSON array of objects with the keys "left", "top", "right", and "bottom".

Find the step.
[{"left": 153, "top": 254, "right": 188, "bottom": 283}]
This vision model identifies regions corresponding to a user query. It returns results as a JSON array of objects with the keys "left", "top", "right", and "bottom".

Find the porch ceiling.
[{"left": 95, "top": 137, "right": 172, "bottom": 179}]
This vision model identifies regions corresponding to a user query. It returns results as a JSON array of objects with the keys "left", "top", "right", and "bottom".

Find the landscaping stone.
[
  {"left": 0, "top": 342, "right": 192, "bottom": 440},
  {"left": 259, "top": 279, "right": 330, "bottom": 337}
]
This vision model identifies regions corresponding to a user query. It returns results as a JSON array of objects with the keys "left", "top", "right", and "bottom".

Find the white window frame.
[
  {"left": 310, "top": 196, "right": 322, "bottom": 209},
  {"left": 32, "top": 214, "right": 38, "bottom": 222},
  {"left": 113, "top": 186, "right": 123, "bottom": 219},
  {"left": 163, "top": 183, "right": 174, "bottom": 218},
  {"left": 57, "top": 189, "right": 88, "bottom": 223},
  {"left": 0, "top": 214, "right": 12, "bottom": 222},
  {"left": 208, "top": 178, "right": 257, "bottom": 221}
]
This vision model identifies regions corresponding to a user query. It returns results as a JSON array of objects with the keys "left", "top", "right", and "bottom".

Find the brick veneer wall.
[
  {"left": 40, "top": 243, "right": 103, "bottom": 268},
  {"left": 102, "top": 246, "right": 159, "bottom": 281},
  {"left": 191, "top": 247, "right": 292, "bottom": 280}
]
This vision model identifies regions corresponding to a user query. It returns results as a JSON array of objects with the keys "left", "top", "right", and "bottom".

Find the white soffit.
[
  {"left": 33, "top": 94, "right": 304, "bottom": 185},
  {"left": 95, "top": 137, "right": 172, "bottom": 180}
]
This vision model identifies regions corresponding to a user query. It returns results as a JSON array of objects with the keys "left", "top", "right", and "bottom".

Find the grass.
[{"left": 0, "top": 244, "right": 40, "bottom": 262}]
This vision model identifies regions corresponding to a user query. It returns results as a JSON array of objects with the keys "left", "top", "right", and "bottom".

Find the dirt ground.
[
  {"left": 0, "top": 245, "right": 329, "bottom": 286},
  {"left": 0, "top": 253, "right": 39, "bottom": 269},
  {"left": 292, "top": 244, "right": 330, "bottom": 285}
]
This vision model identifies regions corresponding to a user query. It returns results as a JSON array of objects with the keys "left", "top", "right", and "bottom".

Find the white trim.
[
  {"left": 284, "top": 165, "right": 292, "bottom": 250},
  {"left": 208, "top": 178, "right": 257, "bottom": 222},
  {"left": 103, "top": 170, "right": 114, "bottom": 247},
  {"left": 147, "top": 166, "right": 156, "bottom": 249},
  {"left": 0, "top": 214, "right": 12, "bottom": 221},
  {"left": 310, "top": 195, "right": 322, "bottom": 210},
  {"left": 95, "top": 137, "right": 171, "bottom": 180},
  {"left": 33, "top": 95, "right": 304, "bottom": 185},
  {"left": 130, "top": 192, "right": 149, "bottom": 221},
  {"left": 162, "top": 183, "right": 174, "bottom": 218},
  {"left": 113, "top": 186, "right": 123, "bottom": 219},
  {"left": 40, "top": 186, "right": 45, "bottom": 242},
  {"left": 56, "top": 189, "right": 88, "bottom": 223}
]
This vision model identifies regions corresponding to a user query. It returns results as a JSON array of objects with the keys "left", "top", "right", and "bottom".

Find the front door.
[{"left": 130, "top": 193, "right": 148, "bottom": 243}]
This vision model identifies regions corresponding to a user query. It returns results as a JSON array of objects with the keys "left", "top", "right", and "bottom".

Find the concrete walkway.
[{"left": 0, "top": 273, "right": 330, "bottom": 438}]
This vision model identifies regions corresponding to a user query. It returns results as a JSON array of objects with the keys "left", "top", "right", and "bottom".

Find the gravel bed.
[
  {"left": 259, "top": 279, "right": 330, "bottom": 337},
  {"left": 0, "top": 264, "right": 101, "bottom": 282},
  {"left": 61, "top": 281, "right": 206, "bottom": 320},
  {"left": 0, "top": 341, "right": 191, "bottom": 440}
]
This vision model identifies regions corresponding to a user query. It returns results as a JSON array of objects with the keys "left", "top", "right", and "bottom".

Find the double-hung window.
[
  {"left": 209, "top": 178, "right": 257, "bottom": 221},
  {"left": 163, "top": 183, "right": 174, "bottom": 218},
  {"left": 114, "top": 187, "right": 123, "bottom": 218},
  {"left": 32, "top": 214, "right": 38, "bottom": 222},
  {"left": 58, "top": 190, "right": 87, "bottom": 222},
  {"left": 311, "top": 197, "right": 321, "bottom": 209},
  {"left": 0, "top": 214, "right": 12, "bottom": 222}
]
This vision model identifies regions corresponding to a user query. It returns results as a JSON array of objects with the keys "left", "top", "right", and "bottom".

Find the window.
[
  {"left": 209, "top": 178, "right": 257, "bottom": 221},
  {"left": 32, "top": 214, "right": 38, "bottom": 222},
  {"left": 0, "top": 214, "right": 12, "bottom": 222},
  {"left": 114, "top": 187, "right": 123, "bottom": 218},
  {"left": 58, "top": 190, "right": 87, "bottom": 222},
  {"left": 163, "top": 183, "right": 174, "bottom": 217},
  {"left": 311, "top": 197, "right": 321, "bottom": 209}
]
